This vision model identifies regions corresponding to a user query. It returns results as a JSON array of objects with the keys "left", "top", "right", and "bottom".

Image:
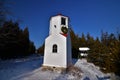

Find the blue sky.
[{"left": 10, "top": 0, "right": 120, "bottom": 48}]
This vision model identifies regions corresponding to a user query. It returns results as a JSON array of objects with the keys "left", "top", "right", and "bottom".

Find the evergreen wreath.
[{"left": 61, "top": 26, "right": 68, "bottom": 34}]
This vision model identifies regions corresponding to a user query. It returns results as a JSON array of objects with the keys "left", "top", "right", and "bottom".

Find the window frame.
[
  {"left": 52, "top": 44, "right": 57, "bottom": 53},
  {"left": 61, "top": 17, "right": 66, "bottom": 25}
]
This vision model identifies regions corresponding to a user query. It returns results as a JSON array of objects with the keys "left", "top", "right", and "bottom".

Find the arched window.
[{"left": 52, "top": 44, "right": 57, "bottom": 53}]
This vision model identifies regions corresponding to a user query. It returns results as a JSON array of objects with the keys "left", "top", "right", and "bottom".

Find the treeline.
[
  {"left": 0, "top": 21, "right": 36, "bottom": 59},
  {"left": 70, "top": 28, "right": 120, "bottom": 76},
  {"left": 0, "top": 0, "right": 36, "bottom": 59},
  {"left": 37, "top": 44, "right": 44, "bottom": 56}
]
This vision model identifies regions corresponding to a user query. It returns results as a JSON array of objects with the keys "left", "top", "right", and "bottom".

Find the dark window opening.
[
  {"left": 52, "top": 44, "right": 57, "bottom": 53},
  {"left": 54, "top": 25, "right": 56, "bottom": 28},
  {"left": 61, "top": 17, "right": 66, "bottom": 25}
]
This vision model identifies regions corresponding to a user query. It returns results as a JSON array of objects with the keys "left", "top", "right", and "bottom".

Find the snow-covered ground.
[{"left": 0, "top": 55, "right": 117, "bottom": 80}]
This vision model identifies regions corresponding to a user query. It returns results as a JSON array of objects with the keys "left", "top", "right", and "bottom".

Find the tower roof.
[
  {"left": 51, "top": 14, "right": 68, "bottom": 18},
  {"left": 57, "top": 13, "right": 62, "bottom": 16}
]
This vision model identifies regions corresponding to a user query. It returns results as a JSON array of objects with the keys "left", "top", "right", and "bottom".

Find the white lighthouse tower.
[{"left": 43, "top": 14, "right": 72, "bottom": 68}]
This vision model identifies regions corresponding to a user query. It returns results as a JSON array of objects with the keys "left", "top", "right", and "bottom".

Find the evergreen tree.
[
  {"left": 0, "top": 21, "right": 21, "bottom": 58},
  {"left": 79, "top": 33, "right": 86, "bottom": 47},
  {"left": 29, "top": 41, "right": 36, "bottom": 54},
  {"left": 70, "top": 28, "right": 79, "bottom": 58},
  {"left": 37, "top": 43, "right": 44, "bottom": 56},
  {"left": 22, "top": 27, "right": 30, "bottom": 55},
  {"left": 0, "top": 21, "right": 36, "bottom": 59}
]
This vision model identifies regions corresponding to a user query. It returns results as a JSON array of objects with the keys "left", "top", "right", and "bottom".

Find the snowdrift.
[{"left": 0, "top": 55, "right": 114, "bottom": 80}]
